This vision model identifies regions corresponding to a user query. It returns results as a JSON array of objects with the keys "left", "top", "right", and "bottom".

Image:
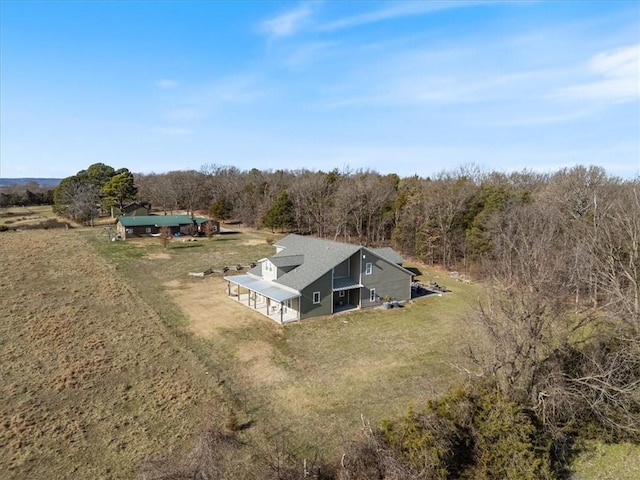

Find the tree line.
[
  {"left": 55, "top": 162, "right": 639, "bottom": 477},
  {"left": 0, "top": 181, "right": 54, "bottom": 207}
]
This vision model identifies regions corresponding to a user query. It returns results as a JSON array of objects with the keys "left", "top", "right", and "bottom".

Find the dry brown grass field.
[
  {"left": 1, "top": 217, "right": 636, "bottom": 478},
  {"left": 0, "top": 228, "right": 226, "bottom": 478}
]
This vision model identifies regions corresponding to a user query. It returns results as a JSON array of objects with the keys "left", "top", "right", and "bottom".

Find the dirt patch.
[
  {"left": 242, "top": 239, "right": 267, "bottom": 246},
  {"left": 165, "top": 277, "right": 259, "bottom": 336},
  {"left": 164, "top": 277, "right": 289, "bottom": 387},
  {"left": 236, "top": 341, "right": 288, "bottom": 385},
  {"left": 147, "top": 252, "right": 171, "bottom": 259}
]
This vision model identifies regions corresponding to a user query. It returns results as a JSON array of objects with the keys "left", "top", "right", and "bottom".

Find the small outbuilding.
[
  {"left": 111, "top": 201, "right": 152, "bottom": 217},
  {"left": 116, "top": 215, "right": 211, "bottom": 239}
]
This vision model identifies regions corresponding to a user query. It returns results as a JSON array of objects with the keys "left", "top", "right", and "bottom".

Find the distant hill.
[{"left": 0, "top": 178, "right": 62, "bottom": 188}]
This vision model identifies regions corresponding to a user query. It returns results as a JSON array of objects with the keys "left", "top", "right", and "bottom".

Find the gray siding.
[
  {"left": 349, "top": 251, "right": 362, "bottom": 307},
  {"left": 360, "top": 251, "right": 411, "bottom": 308},
  {"left": 300, "top": 271, "right": 333, "bottom": 319},
  {"left": 334, "top": 259, "right": 349, "bottom": 277}
]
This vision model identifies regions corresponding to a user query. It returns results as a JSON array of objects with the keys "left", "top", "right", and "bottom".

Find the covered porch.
[
  {"left": 332, "top": 277, "right": 362, "bottom": 314},
  {"left": 224, "top": 274, "right": 300, "bottom": 324}
]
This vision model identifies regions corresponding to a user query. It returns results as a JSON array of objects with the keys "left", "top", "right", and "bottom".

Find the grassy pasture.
[
  {"left": 0, "top": 205, "right": 58, "bottom": 228},
  {"left": 83, "top": 226, "right": 640, "bottom": 476},
  {"left": 0, "top": 229, "right": 225, "bottom": 478},
  {"left": 1, "top": 223, "right": 636, "bottom": 477},
  {"left": 84, "top": 227, "right": 483, "bottom": 456}
]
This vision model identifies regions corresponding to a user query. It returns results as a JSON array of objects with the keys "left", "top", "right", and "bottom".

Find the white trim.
[
  {"left": 370, "top": 288, "right": 376, "bottom": 302},
  {"left": 313, "top": 291, "right": 321, "bottom": 304},
  {"left": 365, "top": 262, "right": 373, "bottom": 275}
]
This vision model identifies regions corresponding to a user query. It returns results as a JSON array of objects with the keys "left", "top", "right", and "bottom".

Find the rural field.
[{"left": 1, "top": 207, "right": 637, "bottom": 478}]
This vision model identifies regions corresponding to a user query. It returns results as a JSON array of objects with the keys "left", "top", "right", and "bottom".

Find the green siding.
[
  {"left": 349, "top": 251, "right": 363, "bottom": 307},
  {"left": 361, "top": 251, "right": 411, "bottom": 308},
  {"left": 334, "top": 258, "right": 349, "bottom": 277},
  {"left": 300, "top": 271, "right": 332, "bottom": 319}
]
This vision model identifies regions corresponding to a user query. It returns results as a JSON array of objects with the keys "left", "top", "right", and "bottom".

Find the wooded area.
[{"left": 47, "top": 162, "right": 639, "bottom": 478}]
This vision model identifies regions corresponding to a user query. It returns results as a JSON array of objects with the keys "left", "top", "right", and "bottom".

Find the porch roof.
[
  {"left": 224, "top": 274, "right": 300, "bottom": 303},
  {"left": 332, "top": 277, "right": 363, "bottom": 291}
]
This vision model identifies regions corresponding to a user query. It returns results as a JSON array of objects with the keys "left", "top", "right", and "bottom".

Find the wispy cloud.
[
  {"left": 318, "top": 0, "right": 499, "bottom": 32},
  {"left": 260, "top": 3, "right": 316, "bottom": 38},
  {"left": 159, "top": 75, "right": 263, "bottom": 125},
  {"left": 200, "top": 75, "right": 263, "bottom": 105},
  {"left": 283, "top": 41, "right": 338, "bottom": 68},
  {"left": 154, "top": 127, "right": 193, "bottom": 136},
  {"left": 164, "top": 107, "right": 201, "bottom": 122},
  {"left": 155, "top": 79, "right": 179, "bottom": 89},
  {"left": 555, "top": 44, "right": 640, "bottom": 102}
]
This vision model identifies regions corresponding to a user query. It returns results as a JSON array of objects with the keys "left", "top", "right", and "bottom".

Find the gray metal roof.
[
  {"left": 333, "top": 277, "right": 363, "bottom": 291},
  {"left": 224, "top": 274, "right": 300, "bottom": 302},
  {"left": 271, "top": 234, "right": 360, "bottom": 291},
  {"left": 371, "top": 247, "right": 405, "bottom": 265}
]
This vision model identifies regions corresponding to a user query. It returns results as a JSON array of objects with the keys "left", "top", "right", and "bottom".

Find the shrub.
[
  {"left": 341, "top": 382, "right": 554, "bottom": 480},
  {"left": 19, "top": 219, "right": 71, "bottom": 230}
]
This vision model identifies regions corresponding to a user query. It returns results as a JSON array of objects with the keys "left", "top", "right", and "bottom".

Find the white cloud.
[
  {"left": 318, "top": 0, "right": 499, "bottom": 32},
  {"left": 154, "top": 127, "right": 193, "bottom": 136},
  {"left": 164, "top": 107, "right": 201, "bottom": 122},
  {"left": 201, "top": 75, "right": 262, "bottom": 104},
  {"left": 283, "top": 41, "right": 337, "bottom": 68},
  {"left": 555, "top": 44, "right": 640, "bottom": 102},
  {"left": 155, "top": 79, "right": 179, "bottom": 89},
  {"left": 260, "top": 3, "right": 315, "bottom": 38}
]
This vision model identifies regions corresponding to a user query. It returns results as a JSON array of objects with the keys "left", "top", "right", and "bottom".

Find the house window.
[
  {"left": 339, "top": 290, "right": 345, "bottom": 298},
  {"left": 365, "top": 262, "right": 373, "bottom": 275},
  {"left": 370, "top": 288, "right": 376, "bottom": 302},
  {"left": 313, "top": 291, "right": 321, "bottom": 304},
  {"left": 145, "top": 227, "right": 152, "bottom": 233}
]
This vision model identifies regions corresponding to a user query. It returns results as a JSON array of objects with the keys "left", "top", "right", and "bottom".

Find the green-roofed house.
[
  {"left": 116, "top": 215, "right": 213, "bottom": 239},
  {"left": 224, "top": 234, "right": 413, "bottom": 323}
]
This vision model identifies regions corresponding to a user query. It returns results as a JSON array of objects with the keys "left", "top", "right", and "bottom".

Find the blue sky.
[{"left": 1, "top": 0, "right": 639, "bottom": 179}]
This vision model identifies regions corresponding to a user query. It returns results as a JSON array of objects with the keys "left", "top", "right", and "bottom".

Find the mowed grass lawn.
[{"left": 85, "top": 226, "right": 482, "bottom": 456}]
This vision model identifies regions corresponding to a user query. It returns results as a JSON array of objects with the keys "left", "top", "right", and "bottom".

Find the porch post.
[
  {"left": 280, "top": 302, "right": 284, "bottom": 323},
  {"left": 247, "top": 288, "right": 250, "bottom": 305},
  {"left": 266, "top": 297, "right": 270, "bottom": 315}
]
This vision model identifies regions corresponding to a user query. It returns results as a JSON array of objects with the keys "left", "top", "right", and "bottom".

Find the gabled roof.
[
  {"left": 117, "top": 215, "right": 208, "bottom": 227},
  {"left": 371, "top": 247, "right": 405, "bottom": 265},
  {"left": 123, "top": 201, "right": 151, "bottom": 211},
  {"left": 271, "top": 234, "right": 360, "bottom": 291},
  {"left": 269, "top": 254, "right": 304, "bottom": 268}
]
